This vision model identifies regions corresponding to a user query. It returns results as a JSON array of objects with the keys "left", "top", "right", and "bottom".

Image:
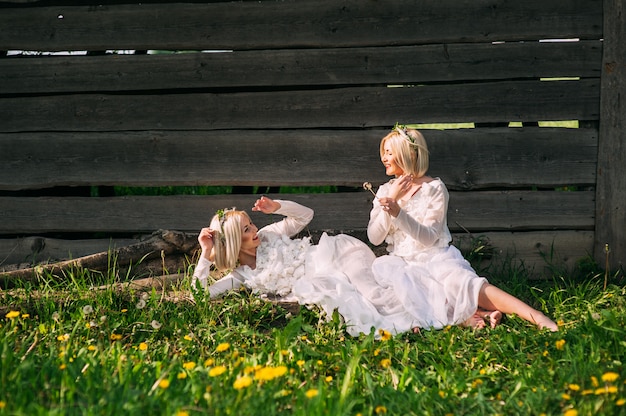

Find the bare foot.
[
  {"left": 485, "top": 310, "right": 502, "bottom": 329},
  {"left": 462, "top": 312, "right": 487, "bottom": 329},
  {"left": 412, "top": 327, "right": 421, "bottom": 334}
]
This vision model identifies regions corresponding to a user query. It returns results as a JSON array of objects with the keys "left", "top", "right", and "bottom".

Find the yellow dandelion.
[
  {"left": 616, "top": 399, "right": 625, "bottom": 406},
  {"left": 59, "top": 364, "right": 67, "bottom": 370},
  {"left": 563, "top": 409, "right": 578, "bottom": 416},
  {"left": 5, "top": 310, "right": 20, "bottom": 319},
  {"left": 176, "top": 411, "right": 189, "bottom": 416},
  {"left": 555, "top": 339, "right": 566, "bottom": 350},
  {"left": 317, "top": 360, "right": 323, "bottom": 366},
  {"left": 21, "top": 313, "right": 30, "bottom": 319},
  {"left": 184, "top": 335, "right": 193, "bottom": 341},
  {"left": 591, "top": 376, "right": 599, "bottom": 387},
  {"left": 581, "top": 389, "right": 593, "bottom": 396},
  {"left": 562, "top": 393, "right": 571, "bottom": 400},
  {"left": 57, "top": 334, "right": 70, "bottom": 342},
  {"left": 87, "top": 345, "right": 97, "bottom": 351},
  {"left": 121, "top": 309, "right": 128, "bottom": 313},
  {"left": 209, "top": 365, "right": 227, "bottom": 377},
  {"left": 280, "top": 349, "right": 289, "bottom": 356},
  {"left": 375, "top": 405, "right": 387, "bottom": 414},
  {"left": 233, "top": 376, "right": 253, "bottom": 390},
  {"left": 595, "top": 387, "right": 608, "bottom": 395},
  {"left": 254, "top": 366, "right": 287, "bottom": 381},
  {"left": 472, "top": 379, "right": 483, "bottom": 388},
  {"left": 374, "top": 348, "right": 381, "bottom": 356},
  {"left": 216, "top": 342, "right": 230, "bottom": 352},
  {"left": 139, "top": 342, "right": 148, "bottom": 351},
  {"left": 305, "top": 389, "right": 318, "bottom": 398},
  {"left": 204, "top": 358, "right": 215, "bottom": 367},
  {"left": 543, "top": 350, "right": 549, "bottom": 357},
  {"left": 379, "top": 329, "right": 392, "bottom": 341},
  {"left": 183, "top": 361, "right": 196, "bottom": 370},
  {"left": 568, "top": 384, "right": 580, "bottom": 391},
  {"left": 479, "top": 369, "right": 486, "bottom": 375},
  {"left": 297, "top": 359, "right": 305, "bottom": 367},
  {"left": 158, "top": 379, "right": 170, "bottom": 389},
  {"left": 380, "top": 358, "right": 392, "bottom": 368},
  {"left": 602, "top": 372, "right": 619, "bottom": 383},
  {"left": 110, "top": 333, "right": 122, "bottom": 341},
  {"left": 325, "top": 376, "right": 333, "bottom": 382},
  {"left": 0, "top": 401, "right": 5, "bottom": 409},
  {"left": 177, "top": 372, "right": 187, "bottom": 379},
  {"left": 438, "top": 390, "right": 446, "bottom": 398}
]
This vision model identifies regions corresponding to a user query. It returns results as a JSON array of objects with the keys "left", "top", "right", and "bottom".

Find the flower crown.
[
  {"left": 214, "top": 208, "right": 231, "bottom": 244},
  {"left": 393, "top": 123, "right": 415, "bottom": 144}
]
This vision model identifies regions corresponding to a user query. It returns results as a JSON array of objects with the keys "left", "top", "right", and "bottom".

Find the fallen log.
[{"left": 0, "top": 230, "right": 199, "bottom": 289}]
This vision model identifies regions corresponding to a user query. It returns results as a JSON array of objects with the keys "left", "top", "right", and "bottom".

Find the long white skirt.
[{"left": 291, "top": 234, "right": 487, "bottom": 336}]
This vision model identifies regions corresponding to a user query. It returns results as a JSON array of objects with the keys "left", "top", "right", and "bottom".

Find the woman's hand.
[
  {"left": 252, "top": 196, "right": 281, "bottom": 214},
  {"left": 378, "top": 197, "right": 401, "bottom": 217},
  {"left": 388, "top": 174, "right": 414, "bottom": 200},
  {"left": 198, "top": 227, "right": 216, "bottom": 259}
]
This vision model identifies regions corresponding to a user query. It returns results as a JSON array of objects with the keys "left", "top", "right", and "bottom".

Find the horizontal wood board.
[
  {"left": 0, "top": 231, "right": 594, "bottom": 277},
  {"left": 0, "top": 128, "right": 598, "bottom": 190},
  {"left": 0, "top": 190, "right": 595, "bottom": 234},
  {"left": 0, "top": 80, "right": 600, "bottom": 132},
  {"left": 0, "top": 41, "right": 602, "bottom": 94},
  {"left": 0, "top": 0, "right": 602, "bottom": 51}
]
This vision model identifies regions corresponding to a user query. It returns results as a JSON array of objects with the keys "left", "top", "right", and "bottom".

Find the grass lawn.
[{"left": 1, "top": 256, "right": 624, "bottom": 415}]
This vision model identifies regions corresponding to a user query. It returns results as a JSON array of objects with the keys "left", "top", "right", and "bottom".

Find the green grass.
[{"left": 1, "top": 260, "right": 625, "bottom": 415}]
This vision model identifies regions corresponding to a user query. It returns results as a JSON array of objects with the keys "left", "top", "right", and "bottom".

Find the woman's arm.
[
  {"left": 258, "top": 199, "right": 314, "bottom": 237},
  {"left": 367, "top": 192, "right": 392, "bottom": 245},
  {"left": 392, "top": 183, "right": 448, "bottom": 246},
  {"left": 192, "top": 256, "right": 245, "bottom": 299}
]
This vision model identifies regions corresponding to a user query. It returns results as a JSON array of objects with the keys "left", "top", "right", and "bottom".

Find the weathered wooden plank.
[
  {"left": 594, "top": 0, "right": 626, "bottom": 271},
  {"left": 454, "top": 230, "right": 594, "bottom": 275},
  {"left": 0, "top": 190, "right": 595, "bottom": 234},
  {"left": 0, "top": 230, "right": 594, "bottom": 277},
  {"left": 0, "top": 80, "right": 600, "bottom": 132},
  {"left": 0, "top": 128, "right": 597, "bottom": 190},
  {"left": 0, "top": 0, "right": 602, "bottom": 51},
  {"left": 0, "top": 41, "right": 602, "bottom": 94}
]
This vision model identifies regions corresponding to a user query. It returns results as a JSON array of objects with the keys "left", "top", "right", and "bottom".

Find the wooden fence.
[{"left": 0, "top": 0, "right": 624, "bottom": 277}]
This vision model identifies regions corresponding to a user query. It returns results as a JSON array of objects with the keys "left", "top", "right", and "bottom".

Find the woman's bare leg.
[{"left": 477, "top": 283, "right": 558, "bottom": 331}]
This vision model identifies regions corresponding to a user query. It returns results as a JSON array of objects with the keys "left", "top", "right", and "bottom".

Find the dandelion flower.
[
  {"left": 136, "top": 299, "right": 146, "bottom": 310},
  {"left": 176, "top": 411, "right": 189, "bottom": 416},
  {"left": 297, "top": 360, "right": 305, "bottom": 367},
  {"left": 184, "top": 334, "right": 193, "bottom": 341},
  {"left": 87, "top": 345, "right": 97, "bottom": 351},
  {"left": 616, "top": 399, "right": 625, "bottom": 406},
  {"left": 555, "top": 339, "right": 566, "bottom": 350},
  {"left": 110, "top": 333, "right": 122, "bottom": 341},
  {"left": 151, "top": 320, "right": 161, "bottom": 330},
  {"left": 204, "top": 358, "right": 215, "bottom": 367},
  {"left": 21, "top": 313, "right": 30, "bottom": 319},
  {"left": 375, "top": 405, "right": 387, "bottom": 414},
  {"left": 602, "top": 372, "right": 619, "bottom": 383},
  {"left": 52, "top": 312, "right": 60, "bottom": 321},
  {"left": 379, "top": 329, "right": 392, "bottom": 341},
  {"left": 0, "top": 401, "right": 5, "bottom": 409},
  {"left": 562, "top": 393, "right": 571, "bottom": 400},
  {"left": 59, "top": 364, "right": 67, "bottom": 370},
  {"left": 305, "top": 389, "right": 318, "bottom": 398},
  {"left": 158, "top": 379, "right": 170, "bottom": 389},
  {"left": 563, "top": 410, "right": 578, "bottom": 416},
  {"left": 177, "top": 372, "right": 187, "bottom": 380},
  {"left": 380, "top": 358, "right": 392, "bottom": 368},
  {"left": 216, "top": 342, "right": 230, "bottom": 352},
  {"left": 209, "top": 365, "right": 227, "bottom": 377},
  {"left": 233, "top": 376, "right": 253, "bottom": 390},
  {"left": 5, "top": 311, "right": 20, "bottom": 319},
  {"left": 139, "top": 342, "right": 148, "bottom": 351},
  {"left": 568, "top": 384, "right": 580, "bottom": 391},
  {"left": 57, "top": 334, "right": 70, "bottom": 342},
  {"left": 82, "top": 305, "right": 94, "bottom": 315},
  {"left": 325, "top": 376, "right": 333, "bottom": 382},
  {"left": 183, "top": 361, "right": 196, "bottom": 370},
  {"left": 254, "top": 366, "right": 287, "bottom": 381},
  {"left": 591, "top": 376, "right": 599, "bottom": 387}
]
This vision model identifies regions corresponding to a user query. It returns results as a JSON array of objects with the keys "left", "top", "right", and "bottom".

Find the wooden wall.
[{"left": 0, "top": 0, "right": 623, "bottom": 276}]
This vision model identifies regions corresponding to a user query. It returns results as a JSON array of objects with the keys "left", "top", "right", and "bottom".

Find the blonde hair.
[
  {"left": 379, "top": 126, "right": 429, "bottom": 177},
  {"left": 208, "top": 209, "right": 249, "bottom": 271}
]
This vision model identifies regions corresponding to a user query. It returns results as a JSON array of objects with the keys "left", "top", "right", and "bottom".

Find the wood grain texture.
[
  {"left": 0, "top": 190, "right": 595, "bottom": 234},
  {"left": 0, "top": 41, "right": 601, "bottom": 94},
  {"left": 0, "top": 0, "right": 602, "bottom": 51},
  {"left": 594, "top": 0, "right": 626, "bottom": 270},
  {"left": 0, "top": 128, "right": 597, "bottom": 190},
  {"left": 0, "top": 80, "right": 599, "bottom": 132}
]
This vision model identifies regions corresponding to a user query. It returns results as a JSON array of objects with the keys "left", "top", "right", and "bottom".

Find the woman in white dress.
[
  {"left": 192, "top": 196, "right": 405, "bottom": 337},
  {"left": 367, "top": 125, "right": 558, "bottom": 331}
]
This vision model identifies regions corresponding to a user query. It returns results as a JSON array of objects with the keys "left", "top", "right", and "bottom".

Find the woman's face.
[
  {"left": 239, "top": 214, "right": 260, "bottom": 251},
  {"left": 382, "top": 140, "right": 404, "bottom": 177}
]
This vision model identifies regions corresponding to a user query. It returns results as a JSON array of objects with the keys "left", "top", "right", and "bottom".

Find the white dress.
[
  {"left": 367, "top": 178, "right": 488, "bottom": 329},
  {"left": 192, "top": 200, "right": 401, "bottom": 337}
]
